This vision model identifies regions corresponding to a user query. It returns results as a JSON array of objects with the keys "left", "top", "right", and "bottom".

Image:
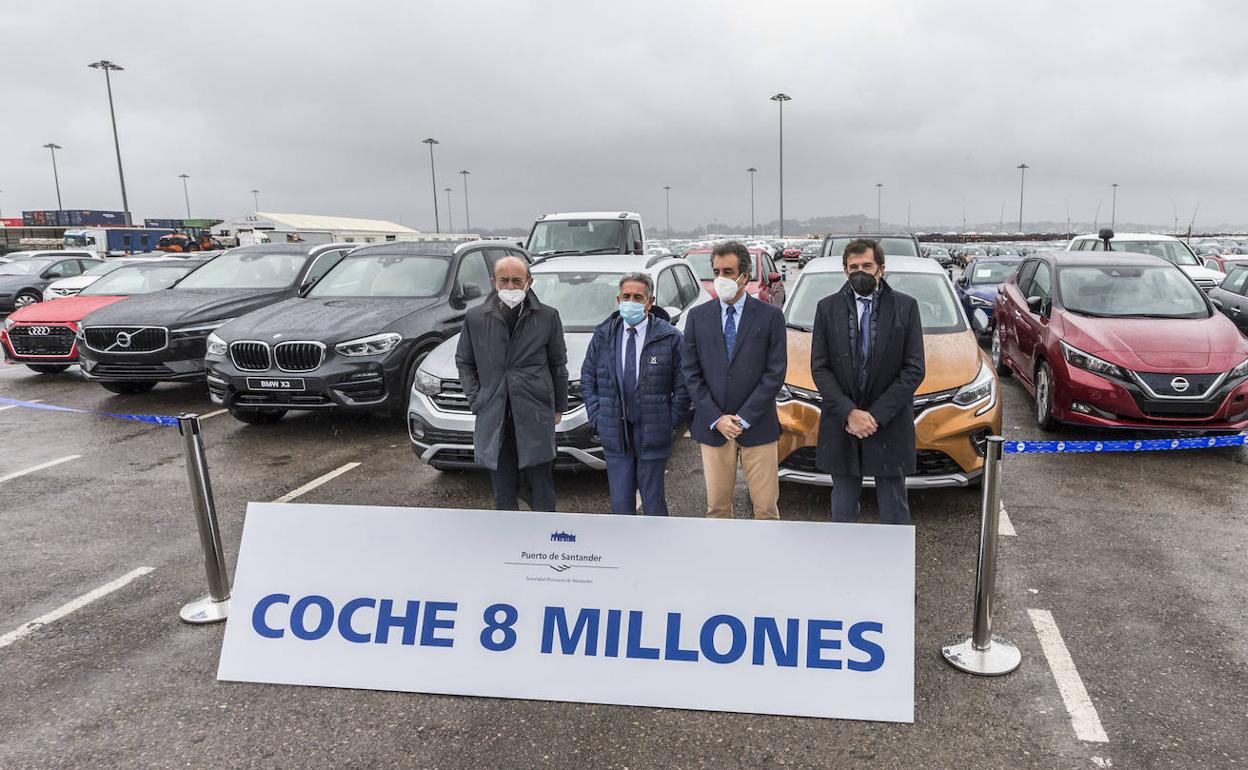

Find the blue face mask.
[{"left": 619, "top": 300, "right": 647, "bottom": 326}]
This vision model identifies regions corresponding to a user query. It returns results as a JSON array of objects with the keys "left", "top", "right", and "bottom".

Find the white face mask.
[
  {"left": 498, "top": 288, "right": 526, "bottom": 308},
  {"left": 714, "top": 275, "right": 742, "bottom": 301}
]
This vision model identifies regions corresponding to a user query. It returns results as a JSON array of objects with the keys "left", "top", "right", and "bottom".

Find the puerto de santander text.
[{"left": 251, "top": 594, "right": 888, "bottom": 670}]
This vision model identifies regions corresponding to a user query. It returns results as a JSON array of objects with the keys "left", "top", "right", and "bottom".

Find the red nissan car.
[
  {"left": 683, "top": 246, "right": 786, "bottom": 306},
  {"left": 991, "top": 250, "right": 1248, "bottom": 432},
  {"left": 1, "top": 260, "right": 202, "bottom": 374}
]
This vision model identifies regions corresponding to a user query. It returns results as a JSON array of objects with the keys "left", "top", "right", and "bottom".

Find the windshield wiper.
[
  {"left": 577, "top": 248, "right": 624, "bottom": 255},
  {"left": 785, "top": 322, "right": 812, "bottom": 332}
]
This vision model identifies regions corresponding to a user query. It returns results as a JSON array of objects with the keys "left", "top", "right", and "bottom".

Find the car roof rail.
[{"left": 645, "top": 253, "right": 678, "bottom": 269}]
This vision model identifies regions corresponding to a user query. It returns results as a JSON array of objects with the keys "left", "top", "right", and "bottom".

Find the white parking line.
[
  {"left": 0, "top": 567, "right": 154, "bottom": 650},
  {"left": 999, "top": 502, "right": 1017, "bottom": 537},
  {"left": 1028, "top": 608, "right": 1109, "bottom": 743},
  {"left": 0, "top": 454, "right": 82, "bottom": 484},
  {"left": 0, "top": 398, "right": 42, "bottom": 413},
  {"left": 199, "top": 408, "right": 228, "bottom": 420},
  {"left": 272, "top": 462, "right": 362, "bottom": 503}
]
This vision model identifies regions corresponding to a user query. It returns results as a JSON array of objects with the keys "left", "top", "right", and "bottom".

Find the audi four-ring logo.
[
  {"left": 26, "top": 326, "right": 52, "bottom": 336},
  {"left": 1170, "top": 377, "right": 1190, "bottom": 393},
  {"left": 114, "top": 331, "right": 132, "bottom": 348}
]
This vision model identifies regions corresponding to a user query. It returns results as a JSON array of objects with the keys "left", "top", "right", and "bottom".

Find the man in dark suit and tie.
[
  {"left": 682, "top": 241, "right": 788, "bottom": 519},
  {"left": 810, "top": 239, "right": 925, "bottom": 524}
]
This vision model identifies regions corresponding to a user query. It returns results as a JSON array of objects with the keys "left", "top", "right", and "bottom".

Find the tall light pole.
[
  {"left": 43, "top": 143, "right": 64, "bottom": 210},
  {"left": 663, "top": 185, "right": 671, "bottom": 237},
  {"left": 746, "top": 167, "right": 757, "bottom": 237},
  {"left": 88, "top": 60, "right": 130, "bottom": 224},
  {"left": 770, "top": 93, "right": 791, "bottom": 237},
  {"left": 1110, "top": 183, "right": 1119, "bottom": 229},
  {"left": 1016, "top": 163, "right": 1029, "bottom": 233},
  {"left": 1171, "top": 198, "right": 1179, "bottom": 235},
  {"left": 422, "top": 137, "right": 440, "bottom": 233},
  {"left": 906, "top": 202, "right": 911, "bottom": 234},
  {"left": 459, "top": 170, "right": 471, "bottom": 231},
  {"left": 875, "top": 183, "right": 883, "bottom": 230},
  {"left": 178, "top": 173, "right": 191, "bottom": 219},
  {"left": 251, "top": 189, "right": 260, "bottom": 212},
  {"left": 444, "top": 187, "right": 454, "bottom": 233}
]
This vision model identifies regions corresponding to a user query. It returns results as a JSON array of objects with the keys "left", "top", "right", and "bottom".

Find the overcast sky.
[{"left": 4, "top": 0, "right": 1246, "bottom": 232}]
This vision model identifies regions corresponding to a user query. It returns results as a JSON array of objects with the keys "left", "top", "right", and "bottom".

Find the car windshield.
[
  {"left": 686, "top": 254, "right": 715, "bottom": 281},
  {"left": 308, "top": 255, "right": 451, "bottom": 297},
  {"left": 785, "top": 271, "right": 965, "bottom": 333},
  {"left": 0, "top": 259, "right": 54, "bottom": 276},
  {"left": 801, "top": 244, "right": 821, "bottom": 255},
  {"left": 81, "top": 265, "right": 194, "bottom": 296},
  {"left": 531, "top": 271, "right": 625, "bottom": 332},
  {"left": 823, "top": 237, "right": 920, "bottom": 259},
  {"left": 1100, "top": 239, "right": 1199, "bottom": 266},
  {"left": 969, "top": 261, "right": 1020, "bottom": 284},
  {"left": 1058, "top": 265, "right": 1209, "bottom": 318},
  {"left": 174, "top": 250, "right": 306, "bottom": 290},
  {"left": 528, "top": 219, "right": 625, "bottom": 256}
]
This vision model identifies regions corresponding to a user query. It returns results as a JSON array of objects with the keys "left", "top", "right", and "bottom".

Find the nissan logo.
[
  {"left": 27, "top": 326, "right": 51, "bottom": 336},
  {"left": 114, "top": 331, "right": 132, "bottom": 349},
  {"left": 1170, "top": 377, "right": 1190, "bottom": 393}
]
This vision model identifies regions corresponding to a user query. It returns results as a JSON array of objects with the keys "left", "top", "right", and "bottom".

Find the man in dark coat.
[
  {"left": 811, "top": 239, "right": 925, "bottom": 524},
  {"left": 581, "top": 272, "right": 690, "bottom": 515},
  {"left": 683, "top": 241, "right": 787, "bottom": 519},
  {"left": 456, "top": 256, "right": 568, "bottom": 511}
]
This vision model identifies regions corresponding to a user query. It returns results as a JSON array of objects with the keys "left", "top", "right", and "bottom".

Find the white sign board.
[{"left": 218, "top": 503, "right": 916, "bottom": 722}]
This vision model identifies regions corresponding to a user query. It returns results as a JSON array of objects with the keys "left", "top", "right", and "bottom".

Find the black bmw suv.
[
  {"left": 204, "top": 239, "right": 529, "bottom": 424},
  {"left": 77, "top": 243, "right": 354, "bottom": 394}
]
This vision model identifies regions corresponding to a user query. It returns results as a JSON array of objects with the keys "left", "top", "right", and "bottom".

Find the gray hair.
[{"left": 618, "top": 272, "right": 654, "bottom": 297}]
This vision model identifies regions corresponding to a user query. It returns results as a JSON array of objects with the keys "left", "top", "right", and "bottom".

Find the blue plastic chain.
[
  {"left": 1004, "top": 434, "right": 1246, "bottom": 454},
  {"left": 0, "top": 396, "right": 182, "bottom": 427}
]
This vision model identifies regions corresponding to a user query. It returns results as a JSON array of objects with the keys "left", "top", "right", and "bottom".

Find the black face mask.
[{"left": 848, "top": 271, "right": 878, "bottom": 296}]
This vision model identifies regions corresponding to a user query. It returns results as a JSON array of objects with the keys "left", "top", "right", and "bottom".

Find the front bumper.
[
  {"left": 407, "top": 388, "right": 605, "bottom": 471},
  {"left": 1051, "top": 361, "right": 1248, "bottom": 432},
  {"left": 205, "top": 353, "right": 403, "bottom": 411}
]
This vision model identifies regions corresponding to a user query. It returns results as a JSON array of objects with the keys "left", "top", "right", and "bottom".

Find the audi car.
[
  {"left": 204, "top": 240, "right": 531, "bottom": 424},
  {"left": 992, "top": 250, "right": 1248, "bottom": 432},
  {"left": 407, "top": 254, "right": 711, "bottom": 471},
  {"left": 0, "top": 254, "right": 104, "bottom": 312},
  {"left": 776, "top": 256, "right": 1002, "bottom": 488},
  {"left": 77, "top": 243, "right": 355, "bottom": 394},
  {"left": 1, "top": 260, "right": 204, "bottom": 374}
]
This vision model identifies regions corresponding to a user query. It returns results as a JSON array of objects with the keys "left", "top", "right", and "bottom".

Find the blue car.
[{"left": 954, "top": 257, "right": 1021, "bottom": 334}]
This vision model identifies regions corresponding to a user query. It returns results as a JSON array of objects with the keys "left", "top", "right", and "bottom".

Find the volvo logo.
[
  {"left": 114, "top": 331, "right": 132, "bottom": 349},
  {"left": 1170, "top": 377, "right": 1190, "bottom": 393},
  {"left": 27, "top": 326, "right": 52, "bottom": 336}
]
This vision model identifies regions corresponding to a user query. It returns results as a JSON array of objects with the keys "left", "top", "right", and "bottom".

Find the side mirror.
[
  {"left": 460, "top": 283, "right": 483, "bottom": 300},
  {"left": 1026, "top": 295, "right": 1047, "bottom": 315},
  {"left": 632, "top": 241, "right": 644, "bottom": 254},
  {"left": 957, "top": 276, "right": 969, "bottom": 287},
  {"left": 663, "top": 306, "right": 682, "bottom": 324},
  {"left": 767, "top": 272, "right": 782, "bottom": 283},
  {"left": 297, "top": 279, "right": 316, "bottom": 297},
  {"left": 971, "top": 309, "right": 990, "bottom": 333}
]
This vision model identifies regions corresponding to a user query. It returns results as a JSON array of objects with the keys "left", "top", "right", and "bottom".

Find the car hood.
[
  {"left": 1060, "top": 314, "right": 1248, "bottom": 371},
  {"left": 80, "top": 287, "right": 287, "bottom": 328},
  {"left": 47, "top": 275, "right": 98, "bottom": 291},
  {"left": 216, "top": 296, "right": 442, "bottom": 344},
  {"left": 785, "top": 328, "right": 984, "bottom": 394},
  {"left": 963, "top": 284, "right": 997, "bottom": 302},
  {"left": 421, "top": 330, "right": 594, "bottom": 380},
  {"left": 7, "top": 294, "right": 128, "bottom": 323},
  {"left": 1181, "top": 264, "right": 1225, "bottom": 282}
]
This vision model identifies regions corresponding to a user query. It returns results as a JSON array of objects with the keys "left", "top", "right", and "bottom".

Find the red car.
[
  {"left": 684, "top": 246, "right": 787, "bottom": 307},
  {"left": 1, "top": 260, "right": 200, "bottom": 374},
  {"left": 992, "top": 250, "right": 1248, "bottom": 432}
]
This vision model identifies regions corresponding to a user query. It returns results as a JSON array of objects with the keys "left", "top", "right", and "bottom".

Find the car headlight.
[
  {"left": 969, "top": 296, "right": 993, "bottom": 307},
  {"left": 414, "top": 368, "right": 441, "bottom": 395},
  {"left": 953, "top": 360, "right": 997, "bottom": 415},
  {"left": 1061, "top": 341, "right": 1126, "bottom": 379},
  {"left": 1231, "top": 356, "right": 1248, "bottom": 379},
  {"left": 1, "top": 317, "right": 13, "bottom": 332},
  {"left": 335, "top": 332, "right": 402, "bottom": 357},
  {"left": 206, "top": 332, "right": 227, "bottom": 357}
]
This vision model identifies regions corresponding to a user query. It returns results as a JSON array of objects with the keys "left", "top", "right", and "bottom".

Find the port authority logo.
[
  {"left": 505, "top": 530, "right": 616, "bottom": 579},
  {"left": 550, "top": 530, "right": 576, "bottom": 543}
]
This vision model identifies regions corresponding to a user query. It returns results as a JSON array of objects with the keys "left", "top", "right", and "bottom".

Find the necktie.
[
  {"left": 858, "top": 296, "right": 872, "bottom": 381},
  {"left": 624, "top": 327, "right": 638, "bottom": 423},
  {"left": 724, "top": 304, "right": 737, "bottom": 360}
]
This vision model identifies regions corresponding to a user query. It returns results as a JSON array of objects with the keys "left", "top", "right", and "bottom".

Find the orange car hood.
[{"left": 785, "top": 328, "right": 982, "bottom": 394}]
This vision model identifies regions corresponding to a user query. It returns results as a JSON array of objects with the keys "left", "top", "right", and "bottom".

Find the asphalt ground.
[{"left": 1, "top": 330, "right": 1246, "bottom": 768}]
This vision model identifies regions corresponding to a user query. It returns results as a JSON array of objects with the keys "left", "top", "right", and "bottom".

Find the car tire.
[
  {"left": 1034, "top": 360, "right": 1059, "bottom": 432},
  {"left": 101, "top": 380, "right": 157, "bottom": 395},
  {"left": 13, "top": 291, "right": 40, "bottom": 309},
  {"left": 990, "top": 327, "right": 1011, "bottom": 377},
  {"left": 27, "top": 364, "right": 70, "bottom": 374},
  {"left": 229, "top": 407, "right": 286, "bottom": 425}
]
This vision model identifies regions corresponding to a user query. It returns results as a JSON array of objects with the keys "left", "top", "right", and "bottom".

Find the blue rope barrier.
[
  {"left": 1004, "top": 434, "right": 1246, "bottom": 454},
  {"left": 0, "top": 396, "right": 182, "bottom": 427}
]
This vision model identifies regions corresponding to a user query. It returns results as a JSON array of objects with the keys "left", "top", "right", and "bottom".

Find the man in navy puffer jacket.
[{"left": 581, "top": 272, "right": 691, "bottom": 515}]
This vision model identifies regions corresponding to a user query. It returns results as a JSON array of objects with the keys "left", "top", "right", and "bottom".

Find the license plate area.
[{"left": 246, "top": 377, "right": 306, "bottom": 391}]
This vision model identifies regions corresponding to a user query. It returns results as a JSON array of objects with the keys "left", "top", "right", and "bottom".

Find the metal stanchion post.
[
  {"left": 177, "top": 414, "right": 230, "bottom": 624},
  {"left": 941, "top": 435, "right": 1021, "bottom": 675}
]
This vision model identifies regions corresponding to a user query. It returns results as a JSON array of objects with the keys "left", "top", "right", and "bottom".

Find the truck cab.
[{"left": 526, "top": 211, "right": 645, "bottom": 258}]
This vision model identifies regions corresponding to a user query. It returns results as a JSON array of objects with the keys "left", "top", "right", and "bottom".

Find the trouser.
[
  {"left": 603, "top": 422, "right": 669, "bottom": 515},
  {"left": 700, "top": 439, "right": 780, "bottom": 519},
  {"left": 490, "top": 411, "right": 557, "bottom": 512},
  {"left": 830, "top": 474, "right": 911, "bottom": 524}
]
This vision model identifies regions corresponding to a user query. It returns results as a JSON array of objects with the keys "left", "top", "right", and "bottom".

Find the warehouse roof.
[{"left": 254, "top": 212, "right": 420, "bottom": 234}]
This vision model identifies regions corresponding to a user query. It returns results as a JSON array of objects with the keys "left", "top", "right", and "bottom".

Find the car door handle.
[{"left": 1229, "top": 306, "right": 1241, "bottom": 315}]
